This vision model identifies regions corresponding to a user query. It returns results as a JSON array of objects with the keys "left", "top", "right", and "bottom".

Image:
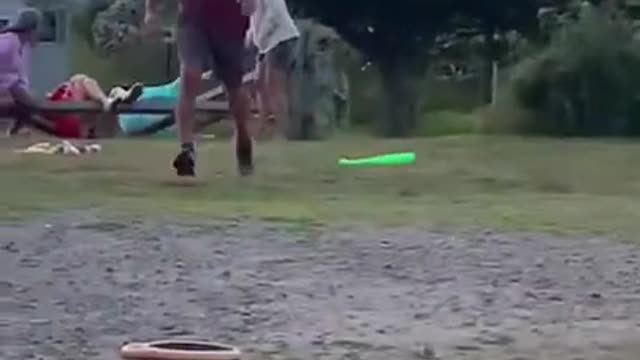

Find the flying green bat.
[{"left": 338, "top": 152, "right": 416, "bottom": 167}]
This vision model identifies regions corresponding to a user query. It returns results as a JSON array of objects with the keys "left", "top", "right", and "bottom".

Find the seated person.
[
  {"left": 42, "top": 74, "right": 142, "bottom": 139},
  {"left": 13, "top": 73, "right": 214, "bottom": 139},
  {"left": 7, "top": 74, "right": 142, "bottom": 139}
]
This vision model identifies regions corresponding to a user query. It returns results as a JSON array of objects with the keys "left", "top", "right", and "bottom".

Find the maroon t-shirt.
[{"left": 181, "top": 0, "right": 249, "bottom": 40}]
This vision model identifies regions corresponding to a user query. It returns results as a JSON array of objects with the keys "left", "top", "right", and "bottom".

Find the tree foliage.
[
  {"left": 507, "top": 2, "right": 640, "bottom": 136},
  {"left": 292, "top": 1, "right": 453, "bottom": 70},
  {"left": 290, "top": 1, "right": 459, "bottom": 136},
  {"left": 291, "top": 0, "right": 563, "bottom": 135},
  {"left": 70, "top": 0, "right": 598, "bottom": 136}
]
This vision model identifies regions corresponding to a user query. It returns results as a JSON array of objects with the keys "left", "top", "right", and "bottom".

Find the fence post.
[{"left": 491, "top": 61, "right": 499, "bottom": 107}]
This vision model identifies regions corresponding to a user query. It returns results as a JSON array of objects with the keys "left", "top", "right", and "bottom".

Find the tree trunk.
[
  {"left": 481, "top": 27, "right": 499, "bottom": 105},
  {"left": 377, "top": 62, "right": 422, "bottom": 137}
]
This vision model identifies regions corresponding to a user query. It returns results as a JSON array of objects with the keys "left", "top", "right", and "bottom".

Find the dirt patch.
[{"left": 2, "top": 213, "right": 640, "bottom": 359}]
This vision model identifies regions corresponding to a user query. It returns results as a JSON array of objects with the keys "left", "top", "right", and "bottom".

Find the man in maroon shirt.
[{"left": 144, "top": 0, "right": 253, "bottom": 176}]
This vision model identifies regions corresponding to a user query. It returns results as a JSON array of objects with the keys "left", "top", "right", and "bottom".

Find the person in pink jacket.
[{"left": 0, "top": 8, "right": 42, "bottom": 136}]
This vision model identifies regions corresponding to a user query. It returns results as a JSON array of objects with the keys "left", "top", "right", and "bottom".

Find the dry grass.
[{"left": 2, "top": 135, "right": 640, "bottom": 237}]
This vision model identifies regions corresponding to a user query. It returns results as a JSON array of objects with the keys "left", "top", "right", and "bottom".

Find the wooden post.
[
  {"left": 32, "top": 99, "right": 233, "bottom": 114},
  {"left": 491, "top": 61, "right": 499, "bottom": 107}
]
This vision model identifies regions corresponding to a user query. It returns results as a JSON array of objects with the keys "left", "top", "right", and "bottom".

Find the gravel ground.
[{"left": 2, "top": 213, "right": 640, "bottom": 360}]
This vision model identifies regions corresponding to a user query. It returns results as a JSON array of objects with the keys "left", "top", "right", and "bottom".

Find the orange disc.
[{"left": 120, "top": 340, "right": 242, "bottom": 360}]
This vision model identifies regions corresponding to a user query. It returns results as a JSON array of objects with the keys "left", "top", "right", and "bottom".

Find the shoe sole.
[
  {"left": 173, "top": 161, "right": 195, "bottom": 177},
  {"left": 173, "top": 155, "right": 195, "bottom": 177},
  {"left": 176, "top": 168, "right": 195, "bottom": 177},
  {"left": 238, "top": 164, "right": 254, "bottom": 176},
  {"left": 174, "top": 164, "right": 195, "bottom": 177}
]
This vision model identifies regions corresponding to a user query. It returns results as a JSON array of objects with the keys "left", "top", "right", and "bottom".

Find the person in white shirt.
[{"left": 243, "top": 0, "right": 299, "bottom": 139}]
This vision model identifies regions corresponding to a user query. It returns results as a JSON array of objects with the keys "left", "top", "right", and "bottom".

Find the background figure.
[
  {"left": 245, "top": 0, "right": 300, "bottom": 140},
  {"left": 44, "top": 75, "right": 142, "bottom": 139}
]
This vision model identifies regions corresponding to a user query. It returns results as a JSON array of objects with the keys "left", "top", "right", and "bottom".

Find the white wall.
[{"left": 0, "top": 0, "right": 23, "bottom": 20}]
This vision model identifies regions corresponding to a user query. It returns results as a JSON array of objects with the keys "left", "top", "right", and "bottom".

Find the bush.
[
  {"left": 416, "top": 110, "right": 478, "bottom": 137},
  {"left": 501, "top": 4, "right": 640, "bottom": 136}
]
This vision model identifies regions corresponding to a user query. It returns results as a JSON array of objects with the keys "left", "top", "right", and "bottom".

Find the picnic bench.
[
  {"left": 35, "top": 99, "right": 231, "bottom": 115},
  {"left": 34, "top": 72, "right": 257, "bottom": 116},
  {"left": 3, "top": 72, "right": 258, "bottom": 137}
]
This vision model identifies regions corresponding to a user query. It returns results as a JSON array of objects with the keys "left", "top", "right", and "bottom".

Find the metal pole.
[
  {"left": 163, "top": 28, "right": 175, "bottom": 81},
  {"left": 165, "top": 42, "right": 172, "bottom": 81},
  {"left": 491, "top": 61, "right": 499, "bottom": 107}
]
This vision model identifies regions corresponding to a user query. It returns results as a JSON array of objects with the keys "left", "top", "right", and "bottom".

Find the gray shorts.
[
  {"left": 259, "top": 38, "right": 298, "bottom": 71},
  {"left": 177, "top": 17, "right": 245, "bottom": 89}
]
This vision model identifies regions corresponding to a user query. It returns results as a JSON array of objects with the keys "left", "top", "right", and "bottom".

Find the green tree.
[
  {"left": 292, "top": 0, "right": 569, "bottom": 135},
  {"left": 507, "top": 2, "right": 640, "bottom": 136}
]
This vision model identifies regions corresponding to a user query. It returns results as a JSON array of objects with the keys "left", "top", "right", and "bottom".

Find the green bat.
[{"left": 339, "top": 152, "right": 416, "bottom": 167}]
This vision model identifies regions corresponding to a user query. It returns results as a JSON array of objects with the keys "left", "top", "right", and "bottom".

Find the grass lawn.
[{"left": 1, "top": 135, "right": 640, "bottom": 237}]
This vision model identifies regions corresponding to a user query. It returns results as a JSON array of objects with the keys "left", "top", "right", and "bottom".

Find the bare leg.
[
  {"left": 12, "top": 106, "right": 58, "bottom": 136},
  {"left": 7, "top": 85, "right": 58, "bottom": 136},
  {"left": 0, "top": 94, "right": 23, "bottom": 136},
  {"left": 228, "top": 85, "right": 253, "bottom": 146},
  {"left": 171, "top": 63, "right": 201, "bottom": 176},
  {"left": 265, "top": 60, "right": 291, "bottom": 139},
  {"left": 255, "top": 60, "right": 271, "bottom": 137},
  {"left": 70, "top": 76, "right": 142, "bottom": 137},
  {"left": 69, "top": 74, "right": 111, "bottom": 109},
  {"left": 227, "top": 83, "right": 254, "bottom": 175},
  {"left": 177, "top": 64, "right": 201, "bottom": 146},
  {"left": 247, "top": 76, "right": 261, "bottom": 138}
]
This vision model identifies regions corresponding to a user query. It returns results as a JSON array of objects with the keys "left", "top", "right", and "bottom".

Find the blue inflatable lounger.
[{"left": 118, "top": 78, "right": 181, "bottom": 136}]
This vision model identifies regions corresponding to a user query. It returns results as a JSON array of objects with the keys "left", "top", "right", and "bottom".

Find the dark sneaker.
[
  {"left": 236, "top": 141, "right": 254, "bottom": 176},
  {"left": 6, "top": 119, "right": 24, "bottom": 137},
  {"left": 173, "top": 150, "right": 196, "bottom": 177},
  {"left": 123, "top": 83, "right": 143, "bottom": 104},
  {"left": 105, "top": 83, "right": 144, "bottom": 112}
]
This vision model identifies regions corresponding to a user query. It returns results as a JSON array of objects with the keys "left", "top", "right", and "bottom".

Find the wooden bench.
[
  {"left": 34, "top": 98, "right": 232, "bottom": 115},
  {"left": 3, "top": 72, "right": 258, "bottom": 137},
  {"left": 33, "top": 72, "right": 257, "bottom": 116}
]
